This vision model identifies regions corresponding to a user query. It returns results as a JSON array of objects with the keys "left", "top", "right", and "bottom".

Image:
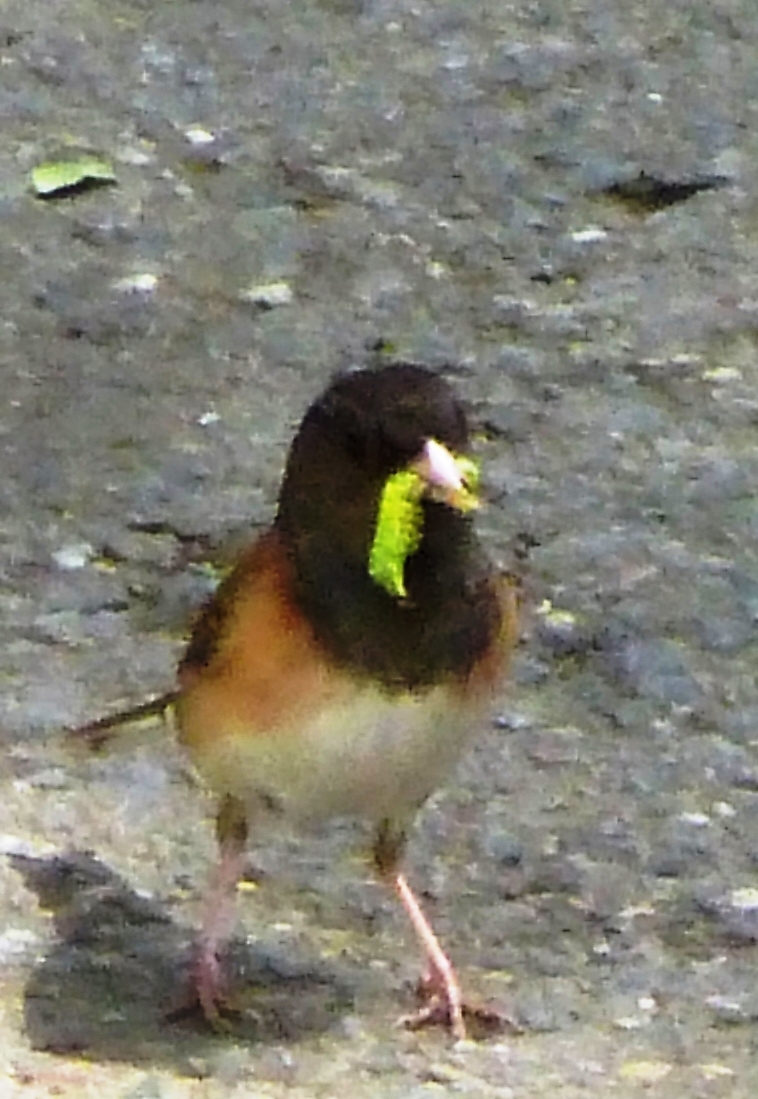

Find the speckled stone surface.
[{"left": 1, "top": 0, "right": 758, "bottom": 1095}]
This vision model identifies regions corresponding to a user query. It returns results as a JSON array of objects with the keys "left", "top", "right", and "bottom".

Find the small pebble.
[
  {"left": 570, "top": 227, "right": 608, "bottom": 243},
  {"left": 185, "top": 126, "right": 215, "bottom": 146},
  {"left": 112, "top": 273, "right": 158, "bottom": 293},
  {"left": 239, "top": 281, "right": 293, "bottom": 307},
  {"left": 52, "top": 543, "right": 93, "bottom": 570}
]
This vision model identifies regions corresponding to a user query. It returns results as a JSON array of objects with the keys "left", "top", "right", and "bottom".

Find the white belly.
[{"left": 196, "top": 685, "right": 481, "bottom": 829}]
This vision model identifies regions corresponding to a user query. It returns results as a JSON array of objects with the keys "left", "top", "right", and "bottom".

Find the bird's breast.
[{"left": 181, "top": 682, "right": 482, "bottom": 829}]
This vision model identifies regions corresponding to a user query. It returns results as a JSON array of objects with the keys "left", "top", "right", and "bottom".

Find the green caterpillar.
[
  {"left": 369, "top": 454, "right": 480, "bottom": 600},
  {"left": 369, "top": 469, "right": 425, "bottom": 600}
]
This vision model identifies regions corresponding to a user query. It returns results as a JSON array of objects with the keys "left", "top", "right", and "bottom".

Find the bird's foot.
[
  {"left": 167, "top": 942, "right": 240, "bottom": 1029},
  {"left": 401, "top": 965, "right": 523, "bottom": 1042},
  {"left": 399, "top": 955, "right": 466, "bottom": 1040}
]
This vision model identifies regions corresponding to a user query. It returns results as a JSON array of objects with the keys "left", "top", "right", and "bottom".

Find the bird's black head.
[
  {"left": 280, "top": 362, "right": 469, "bottom": 499},
  {"left": 276, "top": 364, "right": 497, "bottom": 689},
  {"left": 309, "top": 363, "right": 469, "bottom": 481}
]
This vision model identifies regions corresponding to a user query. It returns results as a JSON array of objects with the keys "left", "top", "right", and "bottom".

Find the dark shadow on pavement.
[{"left": 9, "top": 850, "right": 356, "bottom": 1070}]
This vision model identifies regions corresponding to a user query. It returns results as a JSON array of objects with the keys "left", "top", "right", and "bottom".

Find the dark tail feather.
[{"left": 67, "top": 691, "right": 179, "bottom": 750}]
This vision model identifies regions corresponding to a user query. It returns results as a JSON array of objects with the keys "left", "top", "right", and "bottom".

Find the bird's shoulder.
[{"left": 176, "top": 529, "right": 352, "bottom": 749}]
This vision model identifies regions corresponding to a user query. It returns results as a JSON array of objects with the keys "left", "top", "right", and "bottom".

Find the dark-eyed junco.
[{"left": 73, "top": 364, "right": 519, "bottom": 1040}]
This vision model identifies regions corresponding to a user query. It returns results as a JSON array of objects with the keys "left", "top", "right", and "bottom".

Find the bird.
[{"left": 71, "top": 363, "right": 520, "bottom": 1041}]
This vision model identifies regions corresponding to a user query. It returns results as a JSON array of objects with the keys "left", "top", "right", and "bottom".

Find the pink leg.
[
  {"left": 190, "top": 837, "right": 247, "bottom": 1021},
  {"left": 169, "top": 795, "right": 249, "bottom": 1025},
  {"left": 393, "top": 872, "right": 466, "bottom": 1041}
]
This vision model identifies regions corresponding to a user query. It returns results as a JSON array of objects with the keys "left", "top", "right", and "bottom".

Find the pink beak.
[{"left": 414, "top": 438, "right": 464, "bottom": 492}]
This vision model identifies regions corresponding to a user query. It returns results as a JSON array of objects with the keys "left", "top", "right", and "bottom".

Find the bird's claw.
[
  {"left": 399, "top": 970, "right": 523, "bottom": 1042},
  {"left": 166, "top": 946, "right": 240, "bottom": 1030}
]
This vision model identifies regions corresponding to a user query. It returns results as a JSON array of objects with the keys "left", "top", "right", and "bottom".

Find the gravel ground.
[{"left": 1, "top": 0, "right": 758, "bottom": 1095}]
